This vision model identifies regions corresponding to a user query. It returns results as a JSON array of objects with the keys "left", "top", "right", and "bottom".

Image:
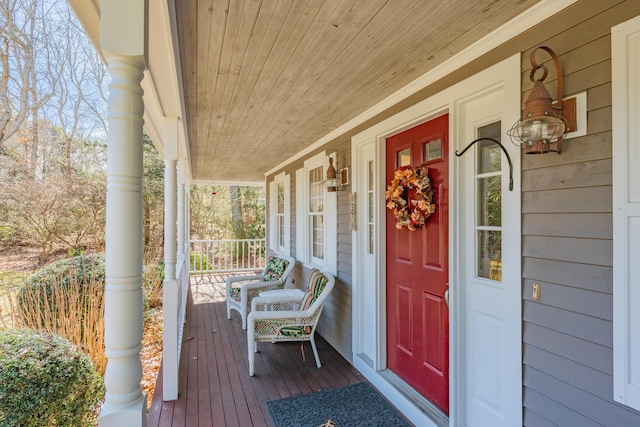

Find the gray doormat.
[{"left": 267, "top": 382, "right": 412, "bottom": 427}]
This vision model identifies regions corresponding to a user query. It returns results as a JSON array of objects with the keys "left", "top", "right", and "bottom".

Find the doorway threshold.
[{"left": 379, "top": 369, "right": 449, "bottom": 427}]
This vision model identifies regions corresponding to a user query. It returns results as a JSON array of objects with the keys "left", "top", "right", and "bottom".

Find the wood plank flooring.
[{"left": 148, "top": 273, "right": 365, "bottom": 427}]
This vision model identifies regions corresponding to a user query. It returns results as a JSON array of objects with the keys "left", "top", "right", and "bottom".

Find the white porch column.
[
  {"left": 162, "top": 117, "right": 179, "bottom": 400},
  {"left": 186, "top": 178, "right": 191, "bottom": 250},
  {"left": 99, "top": 1, "right": 147, "bottom": 426},
  {"left": 177, "top": 159, "right": 186, "bottom": 256}
]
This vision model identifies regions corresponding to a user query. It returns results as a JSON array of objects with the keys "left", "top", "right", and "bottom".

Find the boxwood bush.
[
  {"left": 17, "top": 253, "right": 105, "bottom": 314},
  {"left": 23, "top": 253, "right": 105, "bottom": 293},
  {"left": 0, "top": 329, "right": 103, "bottom": 426},
  {"left": 19, "top": 253, "right": 162, "bottom": 312}
]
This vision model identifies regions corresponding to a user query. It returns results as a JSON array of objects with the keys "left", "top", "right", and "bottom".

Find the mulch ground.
[{"left": 141, "top": 309, "right": 163, "bottom": 408}]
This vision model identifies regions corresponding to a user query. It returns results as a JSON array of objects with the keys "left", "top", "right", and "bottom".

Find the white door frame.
[{"left": 352, "top": 54, "right": 521, "bottom": 427}]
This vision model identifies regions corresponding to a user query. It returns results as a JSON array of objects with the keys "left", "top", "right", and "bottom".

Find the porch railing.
[
  {"left": 176, "top": 252, "right": 189, "bottom": 355},
  {"left": 189, "top": 239, "right": 266, "bottom": 273}
]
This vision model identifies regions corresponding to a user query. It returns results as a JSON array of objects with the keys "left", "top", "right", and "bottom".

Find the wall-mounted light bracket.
[
  {"left": 508, "top": 46, "right": 578, "bottom": 154},
  {"left": 323, "top": 151, "right": 349, "bottom": 191}
]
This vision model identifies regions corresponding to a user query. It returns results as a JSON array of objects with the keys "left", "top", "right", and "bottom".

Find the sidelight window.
[{"left": 476, "top": 121, "right": 502, "bottom": 282}]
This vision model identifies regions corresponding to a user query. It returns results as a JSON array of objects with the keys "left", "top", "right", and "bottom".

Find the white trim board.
[
  {"left": 612, "top": 13, "right": 640, "bottom": 412},
  {"left": 351, "top": 54, "right": 522, "bottom": 427}
]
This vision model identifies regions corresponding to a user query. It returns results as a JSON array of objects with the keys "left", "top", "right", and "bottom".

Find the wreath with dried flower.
[{"left": 385, "top": 164, "right": 436, "bottom": 231}]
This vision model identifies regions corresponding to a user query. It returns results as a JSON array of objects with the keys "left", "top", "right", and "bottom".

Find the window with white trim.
[
  {"left": 309, "top": 165, "right": 325, "bottom": 263},
  {"left": 269, "top": 172, "right": 290, "bottom": 256},
  {"left": 612, "top": 15, "right": 640, "bottom": 411},
  {"left": 277, "top": 181, "right": 285, "bottom": 249},
  {"left": 296, "top": 151, "right": 337, "bottom": 274}
]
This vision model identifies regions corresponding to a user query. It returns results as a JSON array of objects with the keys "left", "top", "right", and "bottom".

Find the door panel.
[
  {"left": 354, "top": 141, "right": 377, "bottom": 364},
  {"left": 472, "top": 311, "right": 502, "bottom": 410},
  {"left": 396, "top": 229, "right": 412, "bottom": 261},
  {"left": 424, "top": 181, "right": 445, "bottom": 268},
  {"left": 455, "top": 83, "right": 521, "bottom": 426},
  {"left": 396, "top": 283, "right": 413, "bottom": 354},
  {"left": 423, "top": 291, "right": 446, "bottom": 373},
  {"left": 386, "top": 113, "right": 449, "bottom": 413}
]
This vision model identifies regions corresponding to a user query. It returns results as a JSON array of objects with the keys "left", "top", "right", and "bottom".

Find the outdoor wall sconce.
[
  {"left": 323, "top": 151, "right": 348, "bottom": 192},
  {"left": 507, "top": 46, "right": 577, "bottom": 154}
]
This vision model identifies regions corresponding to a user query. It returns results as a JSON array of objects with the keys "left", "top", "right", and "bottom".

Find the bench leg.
[{"left": 310, "top": 335, "right": 321, "bottom": 368}]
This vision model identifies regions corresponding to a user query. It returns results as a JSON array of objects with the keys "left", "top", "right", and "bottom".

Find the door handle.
[{"left": 444, "top": 283, "right": 449, "bottom": 308}]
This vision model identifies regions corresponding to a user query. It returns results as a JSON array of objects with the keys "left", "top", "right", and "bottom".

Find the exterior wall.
[
  {"left": 266, "top": 137, "right": 353, "bottom": 362},
  {"left": 514, "top": 1, "right": 640, "bottom": 425},
  {"left": 329, "top": 140, "right": 353, "bottom": 356},
  {"left": 385, "top": 2, "right": 639, "bottom": 423},
  {"left": 266, "top": 1, "right": 640, "bottom": 423}
]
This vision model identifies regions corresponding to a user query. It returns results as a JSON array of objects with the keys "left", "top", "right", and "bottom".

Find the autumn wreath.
[{"left": 385, "top": 164, "right": 436, "bottom": 231}]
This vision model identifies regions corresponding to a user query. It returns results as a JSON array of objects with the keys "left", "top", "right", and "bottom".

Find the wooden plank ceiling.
[{"left": 175, "top": 0, "right": 540, "bottom": 183}]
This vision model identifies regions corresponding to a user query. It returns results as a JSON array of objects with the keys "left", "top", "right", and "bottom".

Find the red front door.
[{"left": 386, "top": 114, "right": 449, "bottom": 413}]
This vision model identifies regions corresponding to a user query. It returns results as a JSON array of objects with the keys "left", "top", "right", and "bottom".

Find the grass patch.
[
  {"left": 0, "top": 274, "right": 25, "bottom": 328},
  {"left": 0, "top": 271, "right": 31, "bottom": 289}
]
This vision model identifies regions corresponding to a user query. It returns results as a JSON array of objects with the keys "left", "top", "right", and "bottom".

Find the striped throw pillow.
[
  {"left": 279, "top": 270, "right": 328, "bottom": 337},
  {"left": 299, "top": 269, "right": 328, "bottom": 311}
]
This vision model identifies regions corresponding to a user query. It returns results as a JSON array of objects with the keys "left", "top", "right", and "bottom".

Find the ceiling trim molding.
[{"left": 264, "top": 0, "right": 578, "bottom": 177}]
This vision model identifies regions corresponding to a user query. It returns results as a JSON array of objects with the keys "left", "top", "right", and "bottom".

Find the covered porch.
[
  {"left": 63, "top": 1, "right": 640, "bottom": 426},
  {"left": 147, "top": 273, "right": 367, "bottom": 427}
]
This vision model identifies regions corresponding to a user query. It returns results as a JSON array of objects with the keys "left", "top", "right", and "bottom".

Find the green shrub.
[
  {"left": 68, "top": 245, "right": 86, "bottom": 257},
  {"left": 19, "top": 253, "right": 162, "bottom": 316},
  {"left": 0, "top": 329, "right": 103, "bottom": 427},
  {"left": 143, "top": 258, "right": 165, "bottom": 287},
  {"left": 0, "top": 223, "right": 16, "bottom": 241},
  {"left": 190, "top": 251, "right": 211, "bottom": 271},
  {"left": 17, "top": 254, "right": 105, "bottom": 321},
  {"left": 143, "top": 259, "right": 164, "bottom": 312},
  {"left": 15, "top": 253, "right": 161, "bottom": 374},
  {"left": 24, "top": 253, "right": 105, "bottom": 290}
]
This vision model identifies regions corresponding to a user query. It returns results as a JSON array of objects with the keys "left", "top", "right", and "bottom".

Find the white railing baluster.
[
  {"left": 188, "top": 239, "right": 266, "bottom": 273},
  {"left": 242, "top": 241, "right": 245, "bottom": 269}
]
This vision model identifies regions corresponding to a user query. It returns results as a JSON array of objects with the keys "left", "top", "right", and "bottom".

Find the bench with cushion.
[
  {"left": 247, "top": 269, "right": 335, "bottom": 376},
  {"left": 225, "top": 254, "right": 295, "bottom": 329}
]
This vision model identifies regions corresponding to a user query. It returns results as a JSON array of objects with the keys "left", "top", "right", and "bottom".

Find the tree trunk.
[
  {"left": 66, "top": 137, "right": 72, "bottom": 183},
  {"left": 28, "top": 36, "right": 38, "bottom": 179},
  {"left": 29, "top": 107, "right": 38, "bottom": 179},
  {"left": 230, "top": 185, "right": 246, "bottom": 240}
]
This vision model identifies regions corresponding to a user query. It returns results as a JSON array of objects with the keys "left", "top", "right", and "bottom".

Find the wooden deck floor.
[{"left": 148, "top": 273, "right": 365, "bottom": 427}]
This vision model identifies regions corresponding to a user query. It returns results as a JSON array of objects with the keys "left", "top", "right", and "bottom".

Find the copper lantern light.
[
  {"left": 323, "top": 152, "right": 348, "bottom": 192},
  {"left": 325, "top": 156, "right": 339, "bottom": 192},
  {"left": 508, "top": 46, "right": 577, "bottom": 154}
]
